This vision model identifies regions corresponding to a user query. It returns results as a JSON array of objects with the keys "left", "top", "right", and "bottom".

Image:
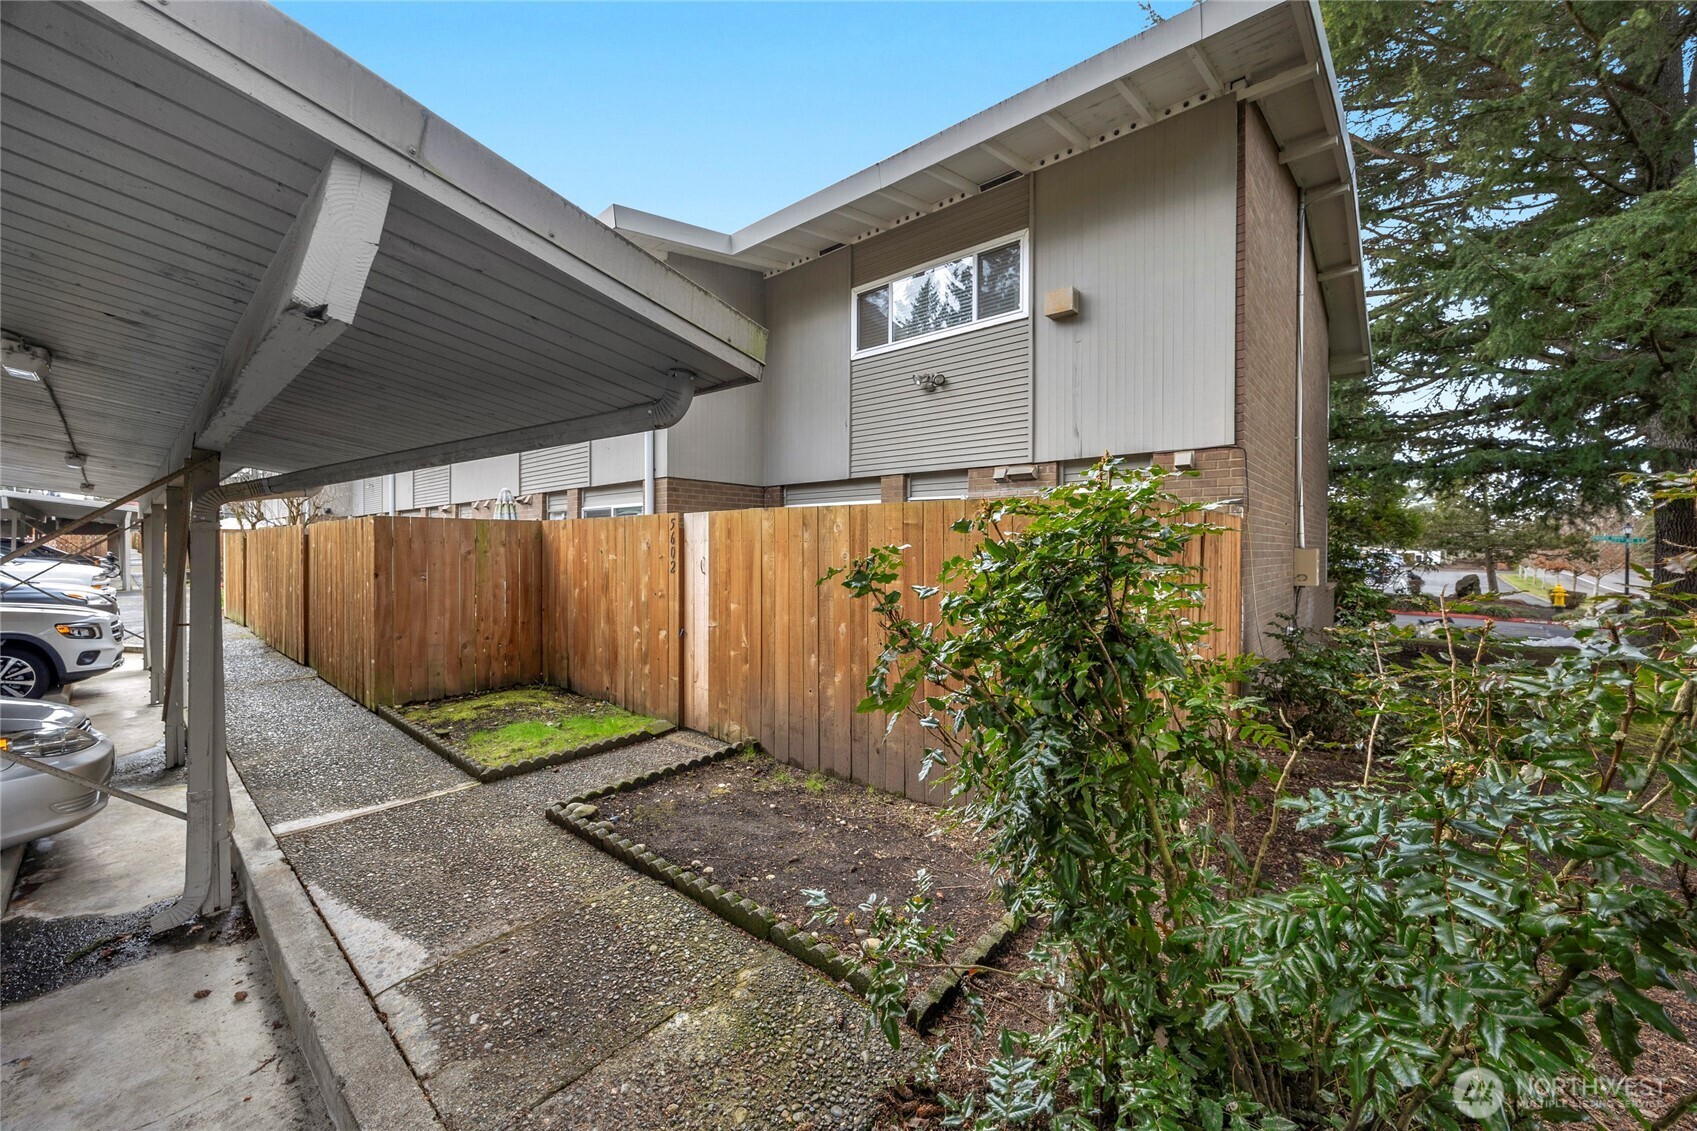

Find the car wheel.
[{"left": 0, "top": 647, "right": 50, "bottom": 699}]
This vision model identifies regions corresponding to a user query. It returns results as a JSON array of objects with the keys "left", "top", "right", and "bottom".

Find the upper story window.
[{"left": 851, "top": 232, "right": 1028, "bottom": 358}]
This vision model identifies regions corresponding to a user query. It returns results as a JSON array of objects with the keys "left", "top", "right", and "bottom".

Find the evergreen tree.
[{"left": 1323, "top": 1, "right": 1697, "bottom": 587}]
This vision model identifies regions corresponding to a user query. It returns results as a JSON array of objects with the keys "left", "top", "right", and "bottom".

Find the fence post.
[{"left": 682, "top": 512, "right": 710, "bottom": 730}]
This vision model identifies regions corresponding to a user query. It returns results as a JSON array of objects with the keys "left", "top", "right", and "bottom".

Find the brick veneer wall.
[
  {"left": 653, "top": 477, "right": 768, "bottom": 514},
  {"left": 1237, "top": 103, "right": 1332, "bottom": 655}
]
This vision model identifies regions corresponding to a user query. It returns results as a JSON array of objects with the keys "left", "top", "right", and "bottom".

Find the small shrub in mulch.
[
  {"left": 596, "top": 750, "right": 1007, "bottom": 972},
  {"left": 383, "top": 685, "right": 669, "bottom": 781}
]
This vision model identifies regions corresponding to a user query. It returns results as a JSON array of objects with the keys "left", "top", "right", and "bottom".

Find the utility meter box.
[{"left": 1293, "top": 547, "right": 1323, "bottom": 588}]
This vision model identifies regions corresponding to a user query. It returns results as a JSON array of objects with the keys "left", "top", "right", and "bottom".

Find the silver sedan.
[{"left": 0, "top": 700, "right": 115, "bottom": 849}]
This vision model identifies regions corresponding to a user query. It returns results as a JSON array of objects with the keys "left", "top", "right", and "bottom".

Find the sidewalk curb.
[{"left": 229, "top": 762, "right": 441, "bottom": 1130}]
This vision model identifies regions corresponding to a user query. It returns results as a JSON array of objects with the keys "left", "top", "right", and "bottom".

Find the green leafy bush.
[
  {"left": 826, "top": 463, "right": 1697, "bottom": 1131},
  {"left": 1254, "top": 616, "right": 1376, "bottom": 752}
]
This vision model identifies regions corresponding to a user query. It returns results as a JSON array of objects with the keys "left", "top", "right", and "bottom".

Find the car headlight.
[
  {"left": 55, "top": 622, "right": 102, "bottom": 639},
  {"left": 0, "top": 727, "right": 101, "bottom": 757}
]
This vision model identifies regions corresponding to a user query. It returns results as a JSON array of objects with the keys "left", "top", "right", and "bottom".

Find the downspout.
[
  {"left": 643, "top": 429, "right": 656, "bottom": 516},
  {"left": 387, "top": 473, "right": 397, "bottom": 517},
  {"left": 1294, "top": 188, "right": 1309, "bottom": 551}
]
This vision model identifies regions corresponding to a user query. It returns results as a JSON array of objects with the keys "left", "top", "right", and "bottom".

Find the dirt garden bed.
[
  {"left": 549, "top": 748, "right": 1017, "bottom": 1027},
  {"left": 379, "top": 685, "right": 671, "bottom": 782}
]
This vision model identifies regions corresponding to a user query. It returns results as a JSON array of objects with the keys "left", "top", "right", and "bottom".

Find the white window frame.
[
  {"left": 582, "top": 504, "right": 644, "bottom": 519},
  {"left": 849, "top": 230, "right": 1030, "bottom": 361}
]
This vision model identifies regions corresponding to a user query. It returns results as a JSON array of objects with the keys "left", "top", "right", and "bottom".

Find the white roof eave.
[{"left": 605, "top": 0, "right": 1370, "bottom": 378}]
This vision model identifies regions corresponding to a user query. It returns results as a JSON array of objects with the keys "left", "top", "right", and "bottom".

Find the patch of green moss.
[
  {"left": 803, "top": 772, "right": 831, "bottom": 794},
  {"left": 400, "top": 685, "right": 663, "bottom": 769},
  {"left": 404, "top": 686, "right": 567, "bottom": 728},
  {"left": 460, "top": 712, "right": 655, "bottom": 767}
]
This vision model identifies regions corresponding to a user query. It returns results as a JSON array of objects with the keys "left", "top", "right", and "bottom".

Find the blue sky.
[{"left": 274, "top": 2, "right": 1184, "bottom": 233}]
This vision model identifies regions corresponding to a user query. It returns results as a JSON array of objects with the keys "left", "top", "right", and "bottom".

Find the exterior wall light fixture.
[{"left": 912, "top": 372, "right": 947, "bottom": 392}]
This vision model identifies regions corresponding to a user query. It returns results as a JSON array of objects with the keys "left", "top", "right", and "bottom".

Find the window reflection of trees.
[{"left": 892, "top": 256, "right": 974, "bottom": 341}]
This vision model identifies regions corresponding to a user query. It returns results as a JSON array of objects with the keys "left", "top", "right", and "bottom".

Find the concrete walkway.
[
  {"left": 1, "top": 664, "right": 329, "bottom": 1131},
  {"left": 223, "top": 624, "right": 908, "bottom": 1130}
]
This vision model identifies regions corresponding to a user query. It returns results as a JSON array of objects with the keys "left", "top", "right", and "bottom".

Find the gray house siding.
[
  {"left": 519, "top": 444, "right": 590, "bottom": 493},
  {"left": 451, "top": 454, "right": 519, "bottom": 503},
  {"left": 1031, "top": 97, "right": 1237, "bottom": 462},
  {"left": 413, "top": 466, "right": 448, "bottom": 508},
  {"left": 851, "top": 179, "right": 1030, "bottom": 286},
  {"left": 663, "top": 383, "right": 765, "bottom": 485},
  {"left": 760, "top": 251, "right": 851, "bottom": 486},
  {"left": 849, "top": 319, "right": 1031, "bottom": 476},
  {"left": 841, "top": 177, "right": 1034, "bottom": 479}
]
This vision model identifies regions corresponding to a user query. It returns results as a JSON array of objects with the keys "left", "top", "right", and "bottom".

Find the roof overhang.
[
  {"left": 1, "top": 0, "right": 768, "bottom": 500},
  {"left": 0, "top": 490, "right": 135, "bottom": 536},
  {"left": 604, "top": 0, "right": 1369, "bottom": 378}
]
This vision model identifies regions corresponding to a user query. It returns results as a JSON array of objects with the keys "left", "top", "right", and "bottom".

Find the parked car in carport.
[
  {"left": 0, "top": 700, "right": 114, "bottom": 848},
  {"left": 0, "top": 600, "right": 125, "bottom": 698},
  {"left": 1, "top": 577, "right": 118, "bottom": 615}
]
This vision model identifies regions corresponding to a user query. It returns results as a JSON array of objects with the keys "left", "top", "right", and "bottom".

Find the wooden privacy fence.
[{"left": 227, "top": 505, "right": 1242, "bottom": 802}]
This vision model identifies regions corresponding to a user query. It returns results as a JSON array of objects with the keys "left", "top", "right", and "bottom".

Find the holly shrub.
[{"left": 820, "top": 462, "right": 1697, "bottom": 1131}]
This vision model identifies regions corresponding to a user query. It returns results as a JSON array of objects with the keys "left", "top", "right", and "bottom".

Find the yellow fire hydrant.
[{"left": 1550, "top": 583, "right": 1568, "bottom": 608}]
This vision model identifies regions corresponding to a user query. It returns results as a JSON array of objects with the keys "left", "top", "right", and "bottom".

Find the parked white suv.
[{"left": 0, "top": 601, "right": 125, "bottom": 698}]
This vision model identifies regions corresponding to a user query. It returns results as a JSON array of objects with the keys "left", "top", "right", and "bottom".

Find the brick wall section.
[
  {"left": 653, "top": 477, "right": 768, "bottom": 514},
  {"left": 880, "top": 475, "right": 908, "bottom": 504},
  {"left": 1152, "top": 446, "right": 1247, "bottom": 505},
  {"left": 1237, "top": 103, "right": 1332, "bottom": 654}
]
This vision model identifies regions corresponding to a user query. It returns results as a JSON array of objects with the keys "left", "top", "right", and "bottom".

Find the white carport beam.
[
  {"left": 1305, "top": 181, "right": 1354, "bottom": 205},
  {"left": 875, "top": 187, "right": 931, "bottom": 212},
  {"left": 190, "top": 155, "right": 393, "bottom": 451},
  {"left": 924, "top": 166, "right": 980, "bottom": 196},
  {"left": 833, "top": 205, "right": 887, "bottom": 230},
  {"left": 1112, "top": 79, "right": 1153, "bottom": 124},
  {"left": 1279, "top": 132, "right": 1342, "bottom": 165},
  {"left": 1041, "top": 112, "right": 1091, "bottom": 149},
  {"left": 979, "top": 141, "right": 1035, "bottom": 175},
  {"left": 1186, "top": 46, "right": 1225, "bottom": 95},
  {"left": 1237, "top": 62, "right": 1321, "bottom": 103},
  {"left": 206, "top": 370, "right": 696, "bottom": 509}
]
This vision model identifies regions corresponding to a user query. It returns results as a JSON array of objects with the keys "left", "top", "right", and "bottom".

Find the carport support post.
[
  {"left": 142, "top": 504, "right": 164, "bottom": 696},
  {"left": 162, "top": 485, "right": 189, "bottom": 767},
  {"left": 152, "top": 454, "right": 232, "bottom": 930}
]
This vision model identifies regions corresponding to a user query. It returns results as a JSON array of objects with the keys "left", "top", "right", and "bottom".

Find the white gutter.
[{"left": 1295, "top": 188, "right": 1309, "bottom": 550}]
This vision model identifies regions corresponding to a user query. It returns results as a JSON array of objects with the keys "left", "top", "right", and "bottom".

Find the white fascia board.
[
  {"left": 723, "top": 1, "right": 1286, "bottom": 254},
  {"left": 99, "top": 0, "right": 766, "bottom": 375}
]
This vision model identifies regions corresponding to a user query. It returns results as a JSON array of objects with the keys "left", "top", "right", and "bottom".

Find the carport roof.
[
  {"left": 1, "top": 1, "right": 767, "bottom": 499},
  {"left": 604, "top": 0, "right": 1370, "bottom": 378}
]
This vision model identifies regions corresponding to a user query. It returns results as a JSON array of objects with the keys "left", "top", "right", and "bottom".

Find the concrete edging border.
[
  {"left": 376, "top": 705, "right": 675, "bottom": 783},
  {"left": 544, "top": 756, "right": 1019, "bottom": 1031},
  {"left": 229, "top": 762, "right": 441, "bottom": 1130}
]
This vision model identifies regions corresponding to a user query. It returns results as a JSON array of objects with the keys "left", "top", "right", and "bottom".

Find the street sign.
[{"left": 1591, "top": 534, "right": 1647, "bottom": 544}]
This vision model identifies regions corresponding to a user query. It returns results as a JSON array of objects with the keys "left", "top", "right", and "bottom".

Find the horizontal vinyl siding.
[
  {"left": 852, "top": 179, "right": 1030, "bottom": 285},
  {"left": 358, "top": 476, "right": 385, "bottom": 515},
  {"left": 520, "top": 443, "right": 590, "bottom": 493},
  {"left": 1032, "top": 98, "right": 1237, "bottom": 461},
  {"left": 907, "top": 470, "right": 968, "bottom": 499},
  {"left": 785, "top": 479, "right": 881, "bottom": 506},
  {"left": 413, "top": 466, "right": 448, "bottom": 508},
  {"left": 850, "top": 319, "right": 1031, "bottom": 477},
  {"left": 584, "top": 484, "right": 643, "bottom": 509}
]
